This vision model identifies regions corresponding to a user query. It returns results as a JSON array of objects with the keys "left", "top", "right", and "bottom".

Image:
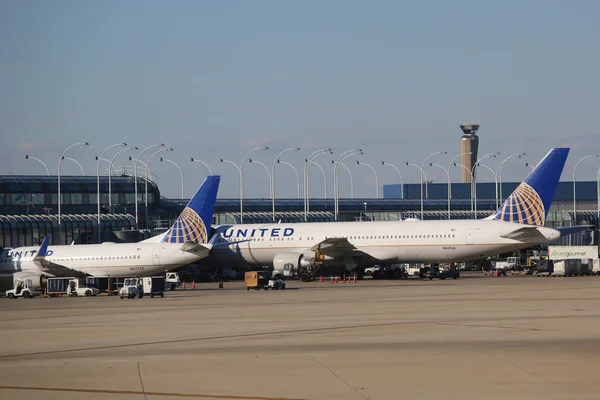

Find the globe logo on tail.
[
  {"left": 161, "top": 207, "right": 208, "bottom": 244},
  {"left": 492, "top": 182, "right": 545, "bottom": 226}
]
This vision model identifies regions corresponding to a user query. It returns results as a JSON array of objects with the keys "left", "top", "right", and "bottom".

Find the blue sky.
[{"left": 1, "top": 0, "right": 599, "bottom": 199}]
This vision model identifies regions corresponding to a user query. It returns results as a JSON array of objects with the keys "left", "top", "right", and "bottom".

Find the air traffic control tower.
[{"left": 459, "top": 121, "right": 480, "bottom": 183}]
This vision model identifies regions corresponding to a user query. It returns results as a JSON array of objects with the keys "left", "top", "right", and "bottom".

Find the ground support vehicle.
[
  {"left": 6, "top": 279, "right": 35, "bottom": 298},
  {"left": 420, "top": 265, "right": 460, "bottom": 280},
  {"left": 245, "top": 270, "right": 270, "bottom": 291},
  {"left": 119, "top": 278, "right": 144, "bottom": 299},
  {"left": 165, "top": 272, "right": 181, "bottom": 291},
  {"left": 86, "top": 276, "right": 130, "bottom": 294},
  {"left": 142, "top": 276, "right": 166, "bottom": 297},
  {"left": 267, "top": 278, "right": 286, "bottom": 290},
  {"left": 271, "top": 262, "right": 317, "bottom": 282},
  {"left": 48, "top": 277, "right": 99, "bottom": 297}
]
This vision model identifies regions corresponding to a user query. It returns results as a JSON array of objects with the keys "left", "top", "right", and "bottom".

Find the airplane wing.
[
  {"left": 32, "top": 236, "right": 90, "bottom": 277},
  {"left": 310, "top": 237, "right": 376, "bottom": 262}
]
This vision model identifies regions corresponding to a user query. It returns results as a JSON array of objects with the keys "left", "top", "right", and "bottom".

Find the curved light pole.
[
  {"left": 160, "top": 157, "right": 184, "bottom": 198},
  {"left": 381, "top": 161, "right": 403, "bottom": 199},
  {"left": 108, "top": 147, "right": 137, "bottom": 209},
  {"left": 220, "top": 158, "right": 242, "bottom": 222},
  {"left": 96, "top": 143, "right": 127, "bottom": 233},
  {"left": 63, "top": 157, "right": 86, "bottom": 175},
  {"left": 471, "top": 152, "right": 499, "bottom": 209},
  {"left": 447, "top": 152, "right": 472, "bottom": 199},
  {"left": 334, "top": 149, "right": 362, "bottom": 220},
  {"left": 277, "top": 160, "right": 300, "bottom": 199},
  {"left": 406, "top": 162, "right": 425, "bottom": 219},
  {"left": 332, "top": 161, "right": 353, "bottom": 199},
  {"left": 58, "top": 141, "right": 89, "bottom": 243},
  {"left": 25, "top": 155, "right": 49, "bottom": 175},
  {"left": 597, "top": 166, "right": 600, "bottom": 227},
  {"left": 476, "top": 162, "right": 498, "bottom": 209},
  {"left": 235, "top": 146, "right": 269, "bottom": 224},
  {"left": 145, "top": 148, "right": 173, "bottom": 229},
  {"left": 573, "top": 154, "right": 599, "bottom": 224},
  {"left": 271, "top": 147, "right": 299, "bottom": 222},
  {"left": 249, "top": 159, "right": 272, "bottom": 210},
  {"left": 190, "top": 157, "right": 213, "bottom": 175},
  {"left": 421, "top": 151, "right": 447, "bottom": 198},
  {"left": 524, "top": 162, "right": 535, "bottom": 170},
  {"left": 304, "top": 148, "right": 332, "bottom": 220},
  {"left": 356, "top": 160, "right": 379, "bottom": 198},
  {"left": 496, "top": 153, "right": 524, "bottom": 202},
  {"left": 135, "top": 144, "right": 165, "bottom": 228},
  {"left": 453, "top": 163, "right": 475, "bottom": 217},
  {"left": 431, "top": 163, "right": 450, "bottom": 219}
]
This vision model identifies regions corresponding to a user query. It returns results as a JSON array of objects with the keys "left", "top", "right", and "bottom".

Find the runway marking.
[
  {"left": 0, "top": 385, "right": 306, "bottom": 400},
  {"left": 310, "top": 356, "right": 370, "bottom": 400}
]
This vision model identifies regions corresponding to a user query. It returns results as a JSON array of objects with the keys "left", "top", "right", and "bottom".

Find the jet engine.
[{"left": 273, "top": 252, "right": 318, "bottom": 282}]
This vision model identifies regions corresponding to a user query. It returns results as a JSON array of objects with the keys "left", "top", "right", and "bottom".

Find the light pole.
[
  {"left": 58, "top": 142, "right": 89, "bottom": 243},
  {"left": 248, "top": 159, "right": 272, "bottom": 202},
  {"left": 220, "top": 158, "right": 242, "bottom": 222},
  {"left": 363, "top": 202, "right": 367, "bottom": 221},
  {"left": 271, "top": 147, "right": 299, "bottom": 222},
  {"left": 356, "top": 160, "right": 379, "bottom": 198},
  {"left": 421, "top": 151, "right": 447, "bottom": 198},
  {"left": 307, "top": 160, "right": 327, "bottom": 198},
  {"left": 25, "top": 155, "right": 49, "bottom": 175},
  {"left": 236, "top": 146, "right": 269, "bottom": 224},
  {"left": 453, "top": 163, "right": 475, "bottom": 217},
  {"left": 135, "top": 144, "right": 165, "bottom": 228},
  {"left": 305, "top": 148, "right": 332, "bottom": 220},
  {"left": 62, "top": 157, "right": 86, "bottom": 175},
  {"left": 333, "top": 149, "right": 362, "bottom": 220},
  {"left": 145, "top": 148, "right": 173, "bottom": 229},
  {"left": 190, "top": 157, "right": 213, "bottom": 175},
  {"left": 476, "top": 162, "right": 498, "bottom": 209},
  {"left": 381, "top": 161, "right": 403, "bottom": 198},
  {"left": 431, "top": 163, "right": 450, "bottom": 219},
  {"left": 277, "top": 160, "right": 300, "bottom": 199},
  {"left": 406, "top": 162, "right": 425, "bottom": 219},
  {"left": 160, "top": 158, "right": 184, "bottom": 198},
  {"left": 109, "top": 147, "right": 137, "bottom": 208},
  {"left": 596, "top": 166, "right": 600, "bottom": 229},
  {"left": 496, "top": 153, "right": 524, "bottom": 202},
  {"left": 525, "top": 162, "right": 535, "bottom": 170},
  {"left": 447, "top": 152, "right": 472, "bottom": 199},
  {"left": 471, "top": 152, "right": 499, "bottom": 210},
  {"left": 96, "top": 143, "right": 127, "bottom": 234},
  {"left": 573, "top": 154, "right": 599, "bottom": 224},
  {"left": 332, "top": 161, "right": 353, "bottom": 199}
]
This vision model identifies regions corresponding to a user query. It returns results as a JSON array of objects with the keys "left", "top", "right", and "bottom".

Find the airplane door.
[
  {"left": 153, "top": 247, "right": 161, "bottom": 266},
  {"left": 465, "top": 229, "right": 474, "bottom": 245}
]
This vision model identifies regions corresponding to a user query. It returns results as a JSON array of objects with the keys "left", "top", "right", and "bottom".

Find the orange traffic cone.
[
  {"left": 330, "top": 276, "right": 334, "bottom": 283},
  {"left": 319, "top": 276, "right": 323, "bottom": 283},
  {"left": 192, "top": 281, "right": 196, "bottom": 289},
  {"left": 182, "top": 282, "right": 186, "bottom": 289},
  {"left": 335, "top": 277, "right": 339, "bottom": 283},
  {"left": 353, "top": 276, "right": 357, "bottom": 284}
]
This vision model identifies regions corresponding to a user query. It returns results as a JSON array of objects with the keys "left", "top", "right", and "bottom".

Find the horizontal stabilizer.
[
  {"left": 556, "top": 225, "right": 594, "bottom": 236},
  {"left": 500, "top": 227, "right": 548, "bottom": 242},
  {"left": 180, "top": 241, "right": 212, "bottom": 254}
]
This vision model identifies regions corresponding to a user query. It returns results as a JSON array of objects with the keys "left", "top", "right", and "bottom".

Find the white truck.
[
  {"left": 165, "top": 272, "right": 181, "bottom": 291},
  {"left": 47, "top": 277, "right": 99, "bottom": 297},
  {"left": 120, "top": 277, "right": 166, "bottom": 299},
  {"left": 271, "top": 262, "right": 316, "bottom": 282},
  {"left": 6, "top": 278, "right": 35, "bottom": 299}
]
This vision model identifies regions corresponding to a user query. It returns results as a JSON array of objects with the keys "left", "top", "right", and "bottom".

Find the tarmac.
[{"left": 1, "top": 273, "right": 600, "bottom": 400}]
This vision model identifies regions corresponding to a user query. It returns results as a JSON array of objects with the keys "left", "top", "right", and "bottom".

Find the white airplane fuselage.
[
  {"left": 1, "top": 242, "right": 201, "bottom": 277},
  {"left": 210, "top": 219, "right": 560, "bottom": 266}
]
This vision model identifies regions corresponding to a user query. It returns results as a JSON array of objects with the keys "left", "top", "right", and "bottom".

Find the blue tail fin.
[
  {"left": 490, "top": 148, "right": 569, "bottom": 226},
  {"left": 161, "top": 176, "right": 220, "bottom": 244}
]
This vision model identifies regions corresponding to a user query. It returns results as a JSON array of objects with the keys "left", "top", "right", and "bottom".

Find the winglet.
[{"left": 34, "top": 236, "right": 50, "bottom": 261}]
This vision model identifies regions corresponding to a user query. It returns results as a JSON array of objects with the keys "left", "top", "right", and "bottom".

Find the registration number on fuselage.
[{"left": 130, "top": 266, "right": 145, "bottom": 271}]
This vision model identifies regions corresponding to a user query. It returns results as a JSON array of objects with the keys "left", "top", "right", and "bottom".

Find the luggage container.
[
  {"left": 245, "top": 270, "right": 270, "bottom": 291},
  {"left": 142, "top": 276, "right": 166, "bottom": 297},
  {"left": 0, "top": 275, "right": 14, "bottom": 297}
]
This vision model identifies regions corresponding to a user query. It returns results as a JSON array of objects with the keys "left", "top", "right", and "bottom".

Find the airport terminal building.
[{"left": 0, "top": 175, "right": 598, "bottom": 248}]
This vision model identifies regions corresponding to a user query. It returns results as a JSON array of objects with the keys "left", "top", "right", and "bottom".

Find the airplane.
[
  {"left": 0, "top": 175, "right": 222, "bottom": 290},
  {"left": 207, "top": 148, "right": 576, "bottom": 277}
]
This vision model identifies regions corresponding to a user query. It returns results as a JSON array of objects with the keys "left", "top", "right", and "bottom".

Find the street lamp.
[
  {"left": 58, "top": 141, "right": 89, "bottom": 243},
  {"left": 447, "top": 152, "right": 472, "bottom": 199},
  {"left": 406, "top": 162, "right": 425, "bottom": 219},
  {"left": 471, "top": 152, "right": 499, "bottom": 209},
  {"left": 248, "top": 159, "right": 272, "bottom": 201},
  {"left": 573, "top": 154, "right": 599, "bottom": 224},
  {"left": 332, "top": 161, "right": 354, "bottom": 199},
  {"left": 421, "top": 151, "right": 447, "bottom": 198},
  {"left": 356, "top": 160, "right": 379, "bottom": 198},
  {"left": 497, "top": 153, "right": 524, "bottom": 202},
  {"left": 25, "top": 155, "right": 49, "bottom": 175},
  {"left": 453, "top": 163, "right": 475, "bottom": 218},
  {"left": 305, "top": 148, "right": 332, "bottom": 220},
  {"left": 277, "top": 160, "right": 300, "bottom": 199},
  {"left": 381, "top": 161, "right": 403, "bottom": 199},
  {"left": 135, "top": 144, "right": 165, "bottom": 228},
  {"left": 109, "top": 147, "right": 137, "bottom": 209},
  {"left": 190, "top": 157, "right": 213, "bottom": 175},
  {"left": 525, "top": 162, "right": 535, "bottom": 170},
  {"left": 62, "top": 157, "right": 86, "bottom": 175},
  {"left": 430, "top": 163, "right": 450, "bottom": 219},
  {"left": 160, "top": 157, "right": 184, "bottom": 198},
  {"left": 363, "top": 202, "right": 367, "bottom": 221},
  {"left": 333, "top": 149, "right": 362, "bottom": 220},
  {"left": 271, "top": 147, "right": 299, "bottom": 222},
  {"left": 476, "top": 162, "right": 498, "bottom": 209},
  {"left": 145, "top": 148, "right": 173, "bottom": 229},
  {"left": 96, "top": 143, "right": 127, "bottom": 234}
]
